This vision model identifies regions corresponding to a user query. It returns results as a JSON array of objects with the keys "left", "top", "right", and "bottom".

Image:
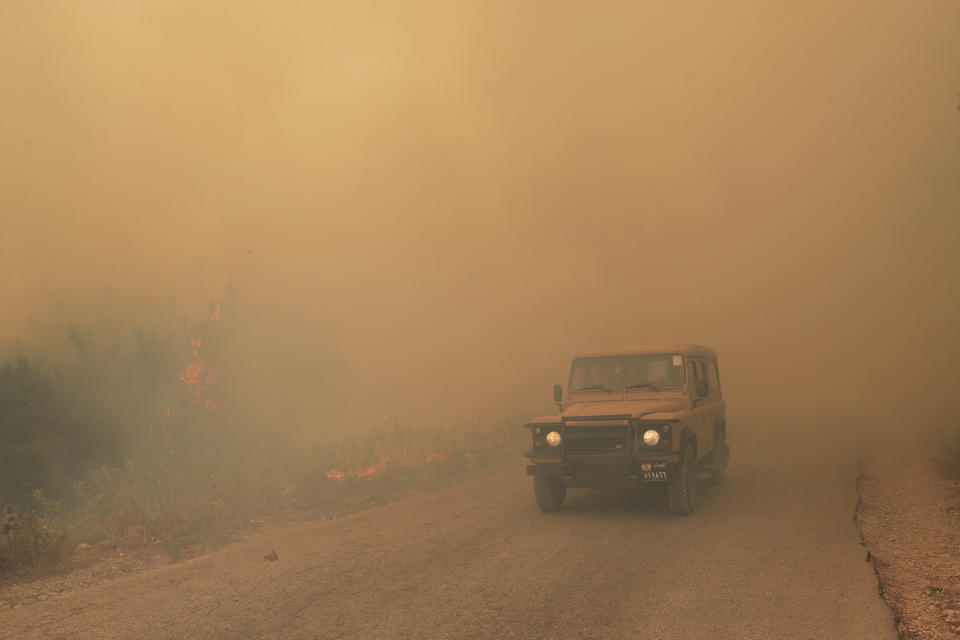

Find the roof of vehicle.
[{"left": 573, "top": 344, "right": 718, "bottom": 359}]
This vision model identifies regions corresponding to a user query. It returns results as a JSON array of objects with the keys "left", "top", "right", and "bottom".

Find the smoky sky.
[{"left": 2, "top": 1, "right": 958, "bottom": 435}]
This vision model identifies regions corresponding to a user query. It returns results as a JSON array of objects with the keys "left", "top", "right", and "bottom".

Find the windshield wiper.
[
  {"left": 624, "top": 383, "right": 660, "bottom": 390},
  {"left": 574, "top": 384, "right": 612, "bottom": 392}
]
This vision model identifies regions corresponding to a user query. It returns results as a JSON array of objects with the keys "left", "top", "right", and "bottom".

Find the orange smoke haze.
[{"left": 1, "top": 1, "right": 958, "bottom": 438}]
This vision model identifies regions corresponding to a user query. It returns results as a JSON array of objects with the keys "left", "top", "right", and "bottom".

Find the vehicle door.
[
  {"left": 705, "top": 359, "right": 726, "bottom": 445},
  {"left": 688, "top": 358, "right": 713, "bottom": 460}
]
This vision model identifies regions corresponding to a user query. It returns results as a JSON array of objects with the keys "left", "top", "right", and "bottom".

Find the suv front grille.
[{"left": 564, "top": 425, "right": 630, "bottom": 459}]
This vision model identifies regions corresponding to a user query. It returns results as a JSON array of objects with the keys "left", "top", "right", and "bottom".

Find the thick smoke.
[{"left": 1, "top": 1, "right": 958, "bottom": 439}]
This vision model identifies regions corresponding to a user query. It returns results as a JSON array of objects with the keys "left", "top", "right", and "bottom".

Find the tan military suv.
[{"left": 525, "top": 344, "right": 729, "bottom": 515}]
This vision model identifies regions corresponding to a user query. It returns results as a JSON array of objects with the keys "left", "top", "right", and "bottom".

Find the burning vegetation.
[
  {"left": 0, "top": 300, "right": 523, "bottom": 578},
  {"left": 325, "top": 432, "right": 508, "bottom": 483},
  {"left": 149, "top": 303, "right": 223, "bottom": 447}
]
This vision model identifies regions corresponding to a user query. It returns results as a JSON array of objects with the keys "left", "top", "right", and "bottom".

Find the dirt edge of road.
[{"left": 856, "top": 447, "right": 960, "bottom": 640}]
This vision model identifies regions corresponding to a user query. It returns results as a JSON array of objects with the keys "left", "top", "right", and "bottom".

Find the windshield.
[{"left": 569, "top": 354, "right": 684, "bottom": 391}]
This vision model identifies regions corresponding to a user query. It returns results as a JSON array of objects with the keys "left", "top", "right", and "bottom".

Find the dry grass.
[
  {"left": 0, "top": 304, "right": 528, "bottom": 579},
  {"left": 0, "top": 419, "right": 523, "bottom": 579}
]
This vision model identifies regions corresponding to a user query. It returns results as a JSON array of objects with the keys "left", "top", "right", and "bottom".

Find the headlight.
[
  {"left": 642, "top": 429, "right": 660, "bottom": 446},
  {"left": 546, "top": 431, "right": 562, "bottom": 447}
]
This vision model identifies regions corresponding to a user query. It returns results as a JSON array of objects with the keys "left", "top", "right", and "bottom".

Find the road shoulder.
[{"left": 857, "top": 446, "right": 960, "bottom": 639}]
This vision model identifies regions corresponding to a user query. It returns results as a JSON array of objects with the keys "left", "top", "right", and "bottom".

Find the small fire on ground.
[{"left": 325, "top": 435, "right": 509, "bottom": 482}]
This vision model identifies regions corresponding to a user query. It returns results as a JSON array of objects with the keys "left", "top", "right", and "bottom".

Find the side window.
[
  {"left": 707, "top": 361, "right": 720, "bottom": 394},
  {"left": 692, "top": 360, "right": 708, "bottom": 397}
]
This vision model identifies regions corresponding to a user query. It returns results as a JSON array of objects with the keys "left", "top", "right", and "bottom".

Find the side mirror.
[{"left": 553, "top": 384, "right": 563, "bottom": 404}]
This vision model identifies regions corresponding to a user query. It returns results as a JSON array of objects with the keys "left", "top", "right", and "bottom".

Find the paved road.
[{"left": 4, "top": 427, "right": 896, "bottom": 639}]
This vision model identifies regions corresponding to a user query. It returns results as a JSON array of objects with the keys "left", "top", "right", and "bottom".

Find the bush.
[
  {"left": 1, "top": 313, "right": 197, "bottom": 507},
  {"left": 0, "top": 492, "right": 72, "bottom": 574},
  {"left": 0, "top": 417, "right": 523, "bottom": 577},
  {"left": 0, "top": 302, "right": 529, "bottom": 577},
  {"left": 0, "top": 357, "right": 122, "bottom": 507}
]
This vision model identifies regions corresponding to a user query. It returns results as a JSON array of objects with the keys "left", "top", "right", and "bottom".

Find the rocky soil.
[{"left": 857, "top": 445, "right": 960, "bottom": 640}]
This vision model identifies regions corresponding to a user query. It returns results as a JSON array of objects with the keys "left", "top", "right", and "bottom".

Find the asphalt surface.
[{"left": 3, "top": 429, "right": 896, "bottom": 639}]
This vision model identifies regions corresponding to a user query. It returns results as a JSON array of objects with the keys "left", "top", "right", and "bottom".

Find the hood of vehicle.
[{"left": 562, "top": 398, "right": 683, "bottom": 420}]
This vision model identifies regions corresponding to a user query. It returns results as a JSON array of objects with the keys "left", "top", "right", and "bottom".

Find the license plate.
[{"left": 641, "top": 461, "right": 668, "bottom": 481}]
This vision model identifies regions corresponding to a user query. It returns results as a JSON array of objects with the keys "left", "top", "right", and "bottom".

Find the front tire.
[
  {"left": 534, "top": 475, "right": 566, "bottom": 512},
  {"left": 668, "top": 444, "right": 697, "bottom": 515}
]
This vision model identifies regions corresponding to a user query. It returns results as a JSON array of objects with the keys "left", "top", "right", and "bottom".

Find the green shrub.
[{"left": 0, "top": 492, "right": 72, "bottom": 574}]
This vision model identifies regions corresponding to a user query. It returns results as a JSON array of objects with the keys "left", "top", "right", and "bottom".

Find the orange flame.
[
  {"left": 354, "top": 458, "right": 390, "bottom": 479},
  {"left": 323, "top": 430, "right": 513, "bottom": 483},
  {"left": 149, "top": 301, "right": 225, "bottom": 443},
  {"left": 175, "top": 308, "right": 220, "bottom": 410},
  {"left": 326, "top": 458, "right": 391, "bottom": 483}
]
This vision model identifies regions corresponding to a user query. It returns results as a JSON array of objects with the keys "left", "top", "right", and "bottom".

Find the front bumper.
[
  {"left": 526, "top": 457, "right": 679, "bottom": 486},
  {"left": 525, "top": 415, "right": 681, "bottom": 486}
]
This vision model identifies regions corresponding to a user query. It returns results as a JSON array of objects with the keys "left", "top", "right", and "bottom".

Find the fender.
[
  {"left": 679, "top": 425, "right": 698, "bottom": 458},
  {"left": 713, "top": 417, "right": 726, "bottom": 442}
]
